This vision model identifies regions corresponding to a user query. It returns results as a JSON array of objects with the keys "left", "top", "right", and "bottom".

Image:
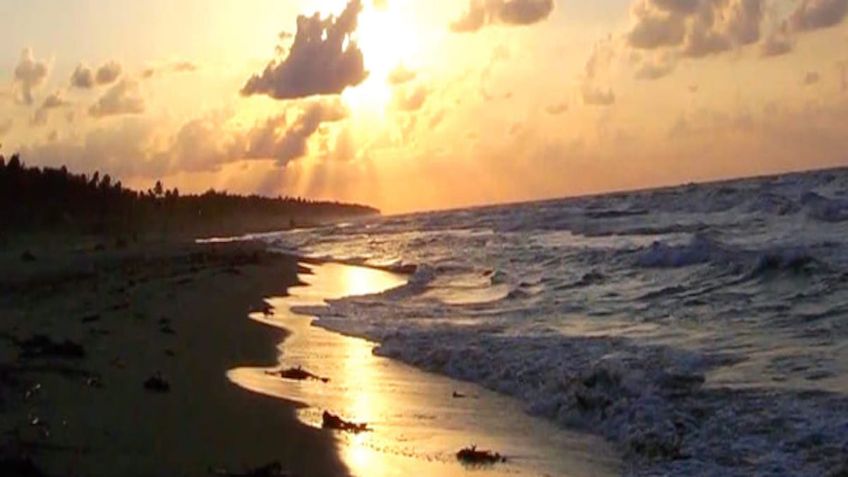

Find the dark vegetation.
[{"left": 0, "top": 154, "right": 379, "bottom": 241}]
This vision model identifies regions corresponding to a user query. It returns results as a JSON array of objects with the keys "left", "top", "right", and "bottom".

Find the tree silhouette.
[{"left": 0, "top": 155, "right": 379, "bottom": 239}]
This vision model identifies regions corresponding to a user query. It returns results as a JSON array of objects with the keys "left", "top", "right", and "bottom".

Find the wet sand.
[
  {"left": 0, "top": 241, "right": 347, "bottom": 476},
  {"left": 230, "top": 262, "right": 621, "bottom": 477}
]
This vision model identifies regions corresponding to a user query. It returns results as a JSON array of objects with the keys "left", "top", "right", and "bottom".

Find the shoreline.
[
  {"left": 0, "top": 240, "right": 348, "bottom": 476},
  {"left": 230, "top": 260, "right": 620, "bottom": 477}
]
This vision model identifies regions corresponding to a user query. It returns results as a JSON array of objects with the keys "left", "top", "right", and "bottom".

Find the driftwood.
[
  {"left": 456, "top": 445, "right": 507, "bottom": 465},
  {"left": 322, "top": 411, "right": 369, "bottom": 433},
  {"left": 266, "top": 366, "right": 329, "bottom": 383}
]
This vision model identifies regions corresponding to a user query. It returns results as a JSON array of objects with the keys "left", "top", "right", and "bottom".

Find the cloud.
[
  {"left": 89, "top": 80, "right": 146, "bottom": 118},
  {"left": 95, "top": 61, "right": 122, "bottom": 85},
  {"left": 241, "top": 0, "right": 367, "bottom": 100},
  {"left": 393, "top": 84, "right": 430, "bottom": 111},
  {"left": 760, "top": 24, "right": 793, "bottom": 57},
  {"left": 634, "top": 52, "right": 678, "bottom": 79},
  {"left": 0, "top": 119, "right": 12, "bottom": 137},
  {"left": 635, "top": 0, "right": 764, "bottom": 57},
  {"left": 171, "top": 61, "right": 198, "bottom": 73},
  {"left": 582, "top": 86, "right": 616, "bottom": 106},
  {"left": 388, "top": 64, "right": 417, "bottom": 85},
  {"left": 803, "top": 71, "right": 821, "bottom": 85},
  {"left": 32, "top": 92, "right": 70, "bottom": 126},
  {"left": 244, "top": 100, "right": 349, "bottom": 166},
  {"left": 545, "top": 102, "right": 569, "bottom": 114},
  {"left": 22, "top": 118, "right": 166, "bottom": 178},
  {"left": 757, "top": 0, "right": 848, "bottom": 57},
  {"left": 23, "top": 99, "right": 352, "bottom": 180},
  {"left": 582, "top": 39, "right": 617, "bottom": 105},
  {"left": 141, "top": 61, "right": 199, "bottom": 79},
  {"left": 71, "top": 64, "right": 96, "bottom": 89},
  {"left": 14, "top": 48, "right": 49, "bottom": 105},
  {"left": 70, "top": 61, "right": 123, "bottom": 89},
  {"left": 451, "top": 0, "right": 555, "bottom": 32},
  {"left": 790, "top": 0, "right": 848, "bottom": 32}
]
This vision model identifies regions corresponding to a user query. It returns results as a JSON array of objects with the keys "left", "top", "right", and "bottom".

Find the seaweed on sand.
[
  {"left": 456, "top": 445, "right": 507, "bottom": 465},
  {"left": 322, "top": 411, "right": 370, "bottom": 433},
  {"left": 266, "top": 366, "right": 329, "bottom": 383}
]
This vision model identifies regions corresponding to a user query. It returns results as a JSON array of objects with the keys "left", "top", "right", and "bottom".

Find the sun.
[{"left": 342, "top": 2, "right": 419, "bottom": 115}]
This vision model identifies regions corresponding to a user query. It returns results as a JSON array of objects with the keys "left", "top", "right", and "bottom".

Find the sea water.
[{"left": 257, "top": 168, "right": 848, "bottom": 476}]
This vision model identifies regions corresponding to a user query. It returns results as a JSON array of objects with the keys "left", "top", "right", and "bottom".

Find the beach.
[{"left": 0, "top": 239, "right": 347, "bottom": 477}]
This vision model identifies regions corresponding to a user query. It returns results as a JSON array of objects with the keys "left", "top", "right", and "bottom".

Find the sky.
[{"left": 1, "top": 0, "right": 847, "bottom": 213}]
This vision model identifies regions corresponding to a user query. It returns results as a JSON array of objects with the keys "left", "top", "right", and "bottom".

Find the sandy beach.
[{"left": 0, "top": 239, "right": 347, "bottom": 477}]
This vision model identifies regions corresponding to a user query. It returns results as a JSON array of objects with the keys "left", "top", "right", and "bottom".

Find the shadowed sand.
[
  {"left": 230, "top": 262, "right": 621, "bottom": 477},
  {"left": 0, "top": 241, "right": 348, "bottom": 476}
]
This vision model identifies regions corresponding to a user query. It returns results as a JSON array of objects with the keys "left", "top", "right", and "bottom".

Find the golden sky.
[{"left": 1, "top": 0, "right": 847, "bottom": 213}]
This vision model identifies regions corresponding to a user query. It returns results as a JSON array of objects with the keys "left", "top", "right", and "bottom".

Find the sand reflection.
[{"left": 229, "top": 262, "right": 618, "bottom": 477}]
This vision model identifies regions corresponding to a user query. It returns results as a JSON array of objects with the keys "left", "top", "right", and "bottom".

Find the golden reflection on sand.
[{"left": 229, "top": 262, "right": 618, "bottom": 477}]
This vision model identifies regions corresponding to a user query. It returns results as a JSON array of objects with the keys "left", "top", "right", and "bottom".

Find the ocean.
[{"left": 258, "top": 167, "right": 848, "bottom": 475}]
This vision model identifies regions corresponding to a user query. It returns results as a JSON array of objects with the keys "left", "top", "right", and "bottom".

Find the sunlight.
[
  {"left": 343, "top": 1, "right": 419, "bottom": 115},
  {"left": 341, "top": 265, "right": 394, "bottom": 297}
]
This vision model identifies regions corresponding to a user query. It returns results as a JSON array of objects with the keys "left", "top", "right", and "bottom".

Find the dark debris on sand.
[
  {"left": 143, "top": 372, "right": 170, "bottom": 393},
  {"left": 456, "top": 445, "right": 507, "bottom": 465},
  {"left": 17, "top": 335, "right": 85, "bottom": 359},
  {"left": 266, "top": 366, "right": 329, "bottom": 383},
  {"left": 322, "top": 411, "right": 369, "bottom": 433}
]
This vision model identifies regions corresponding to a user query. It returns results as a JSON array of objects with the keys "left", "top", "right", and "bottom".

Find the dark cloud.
[
  {"left": 627, "top": 3, "right": 686, "bottom": 49},
  {"left": 790, "top": 0, "right": 848, "bottom": 32},
  {"left": 14, "top": 48, "right": 49, "bottom": 105},
  {"left": 242, "top": 0, "right": 367, "bottom": 100},
  {"left": 626, "top": 0, "right": 765, "bottom": 55},
  {"left": 244, "top": 100, "right": 349, "bottom": 166},
  {"left": 95, "top": 61, "right": 122, "bottom": 85},
  {"left": 450, "top": 0, "right": 555, "bottom": 33},
  {"left": 625, "top": 0, "right": 766, "bottom": 77},
  {"left": 89, "top": 80, "right": 146, "bottom": 118},
  {"left": 71, "top": 61, "right": 123, "bottom": 89},
  {"left": 71, "top": 64, "right": 96, "bottom": 89}
]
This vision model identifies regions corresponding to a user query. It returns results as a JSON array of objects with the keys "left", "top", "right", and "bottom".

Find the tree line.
[{"left": 0, "top": 154, "right": 379, "bottom": 239}]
